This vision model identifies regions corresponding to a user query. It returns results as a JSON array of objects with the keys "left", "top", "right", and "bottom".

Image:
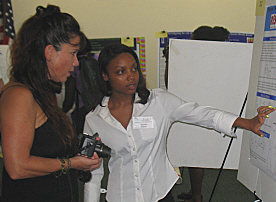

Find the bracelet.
[
  {"left": 64, "top": 158, "right": 71, "bottom": 173},
  {"left": 54, "top": 157, "right": 71, "bottom": 177},
  {"left": 58, "top": 157, "right": 67, "bottom": 174}
]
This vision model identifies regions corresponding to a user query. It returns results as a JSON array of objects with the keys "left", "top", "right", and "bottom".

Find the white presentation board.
[
  {"left": 166, "top": 39, "right": 253, "bottom": 169},
  {"left": 237, "top": 1, "right": 276, "bottom": 201}
]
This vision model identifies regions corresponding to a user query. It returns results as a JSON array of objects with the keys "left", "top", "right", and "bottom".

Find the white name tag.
[{"left": 133, "top": 116, "right": 154, "bottom": 129}]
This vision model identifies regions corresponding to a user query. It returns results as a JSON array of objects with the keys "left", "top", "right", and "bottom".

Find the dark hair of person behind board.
[
  {"left": 191, "top": 26, "right": 213, "bottom": 40},
  {"left": 192, "top": 25, "right": 230, "bottom": 41},
  {"left": 10, "top": 5, "right": 85, "bottom": 153},
  {"left": 212, "top": 26, "right": 230, "bottom": 41},
  {"left": 97, "top": 43, "right": 150, "bottom": 104}
]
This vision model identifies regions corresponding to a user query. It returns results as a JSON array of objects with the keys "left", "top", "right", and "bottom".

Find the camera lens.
[
  {"left": 78, "top": 170, "right": 92, "bottom": 183},
  {"left": 95, "top": 144, "right": 111, "bottom": 158}
]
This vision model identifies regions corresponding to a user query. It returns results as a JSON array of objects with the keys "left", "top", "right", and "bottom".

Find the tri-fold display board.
[{"left": 166, "top": 39, "right": 253, "bottom": 169}]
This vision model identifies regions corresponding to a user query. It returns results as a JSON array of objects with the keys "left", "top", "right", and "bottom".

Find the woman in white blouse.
[{"left": 83, "top": 43, "right": 274, "bottom": 202}]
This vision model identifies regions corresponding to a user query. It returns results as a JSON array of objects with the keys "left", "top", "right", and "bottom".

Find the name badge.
[{"left": 133, "top": 116, "right": 154, "bottom": 129}]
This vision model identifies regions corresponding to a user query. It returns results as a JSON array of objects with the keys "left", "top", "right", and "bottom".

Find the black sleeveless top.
[{"left": 1, "top": 86, "right": 79, "bottom": 202}]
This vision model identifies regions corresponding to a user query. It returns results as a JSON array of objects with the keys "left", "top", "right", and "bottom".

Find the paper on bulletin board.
[
  {"left": 166, "top": 39, "right": 253, "bottom": 169},
  {"left": 121, "top": 37, "right": 134, "bottom": 47},
  {"left": 256, "top": 0, "right": 266, "bottom": 16},
  {"left": 0, "top": 45, "right": 11, "bottom": 84}
]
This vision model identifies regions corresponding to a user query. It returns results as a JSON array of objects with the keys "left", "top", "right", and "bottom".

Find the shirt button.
[
  {"left": 133, "top": 148, "right": 135, "bottom": 151},
  {"left": 134, "top": 160, "right": 137, "bottom": 163},
  {"left": 137, "top": 188, "right": 140, "bottom": 190},
  {"left": 135, "top": 174, "right": 138, "bottom": 177}
]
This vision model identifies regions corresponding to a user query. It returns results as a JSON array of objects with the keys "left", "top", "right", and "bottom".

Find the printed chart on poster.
[{"left": 250, "top": 5, "right": 276, "bottom": 182}]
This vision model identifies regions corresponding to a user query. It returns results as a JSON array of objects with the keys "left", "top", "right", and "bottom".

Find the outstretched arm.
[{"left": 233, "top": 106, "right": 275, "bottom": 137}]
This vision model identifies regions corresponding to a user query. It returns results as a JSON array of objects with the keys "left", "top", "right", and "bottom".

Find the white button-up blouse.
[{"left": 83, "top": 88, "right": 238, "bottom": 202}]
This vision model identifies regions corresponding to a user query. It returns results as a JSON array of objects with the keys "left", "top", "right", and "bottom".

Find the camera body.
[
  {"left": 77, "top": 133, "right": 111, "bottom": 182},
  {"left": 78, "top": 133, "right": 111, "bottom": 158}
]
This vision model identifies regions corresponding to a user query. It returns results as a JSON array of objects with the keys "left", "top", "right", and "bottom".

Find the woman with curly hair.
[{"left": 0, "top": 5, "right": 101, "bottom": 202}]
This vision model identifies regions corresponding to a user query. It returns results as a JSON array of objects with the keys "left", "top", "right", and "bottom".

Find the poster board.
[
  {"left": 158, "top": 32, "right": 254, "bottom": 90},
  {"left": 166, "top": 39, "right": 253, "bottom": 169},
  {"left": 237, "top": 1, "right": 276, "bottom": 201},
  {"left": 249, "top": 3, "right": 276, "bottom": 182}
]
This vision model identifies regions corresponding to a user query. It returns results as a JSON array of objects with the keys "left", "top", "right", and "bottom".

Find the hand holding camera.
[{"left": 77, "top": 133, "right": 111, "bottom": 182}]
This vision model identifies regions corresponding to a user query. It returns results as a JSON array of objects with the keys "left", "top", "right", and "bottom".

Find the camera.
[
  {"left": 78, "top": 133, "right": 111, "bottom": 158},
  {"left": 77, "top": 133, "right": 111, "bottom": 182}
]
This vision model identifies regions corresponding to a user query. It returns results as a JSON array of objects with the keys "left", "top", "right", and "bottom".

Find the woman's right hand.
[{"left": 70, "top": 153, "right": 102, "bottom": 171}]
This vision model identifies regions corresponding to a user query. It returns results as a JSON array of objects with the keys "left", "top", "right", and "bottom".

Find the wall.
[{"left": 11, "top": 0, "right": 257, "bottom": 89}]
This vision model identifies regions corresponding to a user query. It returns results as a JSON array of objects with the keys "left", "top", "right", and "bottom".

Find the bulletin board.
[
  {"left": 89, "top": 37, "right": 146, "bottom": 79},
  {"left": 237, "top": 1, "right": 276, "bottom": 201}
]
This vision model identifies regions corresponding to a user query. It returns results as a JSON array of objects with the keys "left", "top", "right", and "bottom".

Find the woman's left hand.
[{"left": 249, "top": 106, "right": 275, "bottom": 137}]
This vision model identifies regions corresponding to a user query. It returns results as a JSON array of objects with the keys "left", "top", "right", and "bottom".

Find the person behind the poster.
[
  {"left": 177, "top": 25, "right": 230, "bottom": 202},
  {"left": 83, "top": 43, "right": 274, "bottom": 202}
]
